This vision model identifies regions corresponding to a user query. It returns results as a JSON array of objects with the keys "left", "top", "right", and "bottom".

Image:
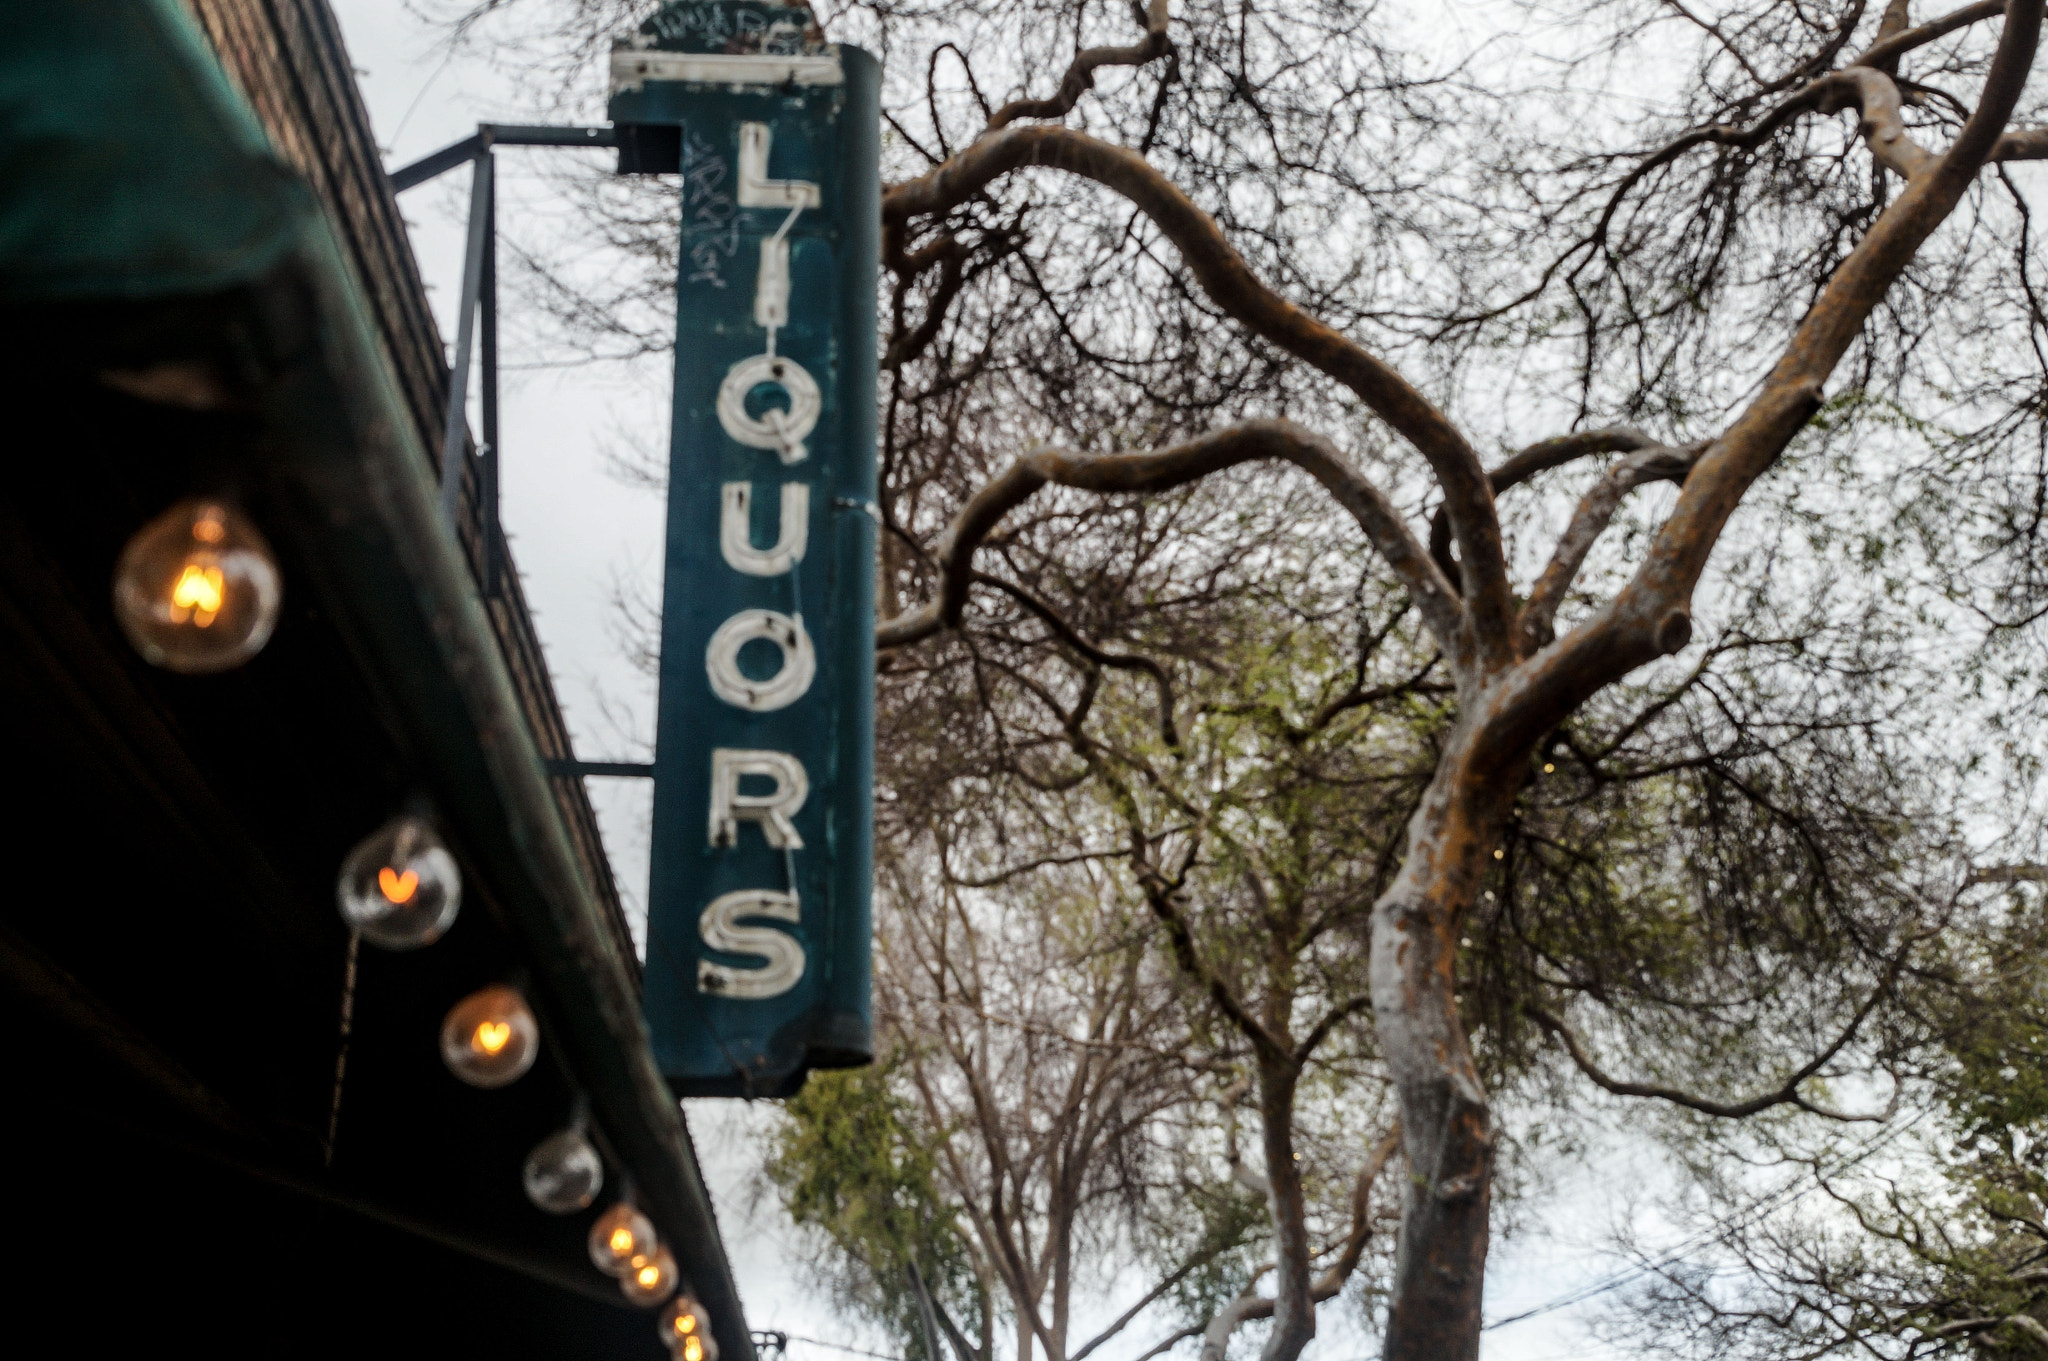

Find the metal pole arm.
[{"left": 390, "top": 125, "right": 618, "bottom": 192}]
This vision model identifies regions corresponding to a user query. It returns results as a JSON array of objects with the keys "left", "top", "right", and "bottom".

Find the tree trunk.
[
  {"left": 1372, "top": 733, "right": 1515, "bottom": 1361},
  {"left": 1256, "top": 1055, "right": 1315, "bottom": 1361}
]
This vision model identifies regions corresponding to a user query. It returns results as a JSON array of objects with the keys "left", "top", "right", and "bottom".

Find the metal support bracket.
[
  {"left": 390, "top": 124, "right": 618, "bottom": 193},
  {"left": 392, "top": 124, "right": 645, "bottom": 782},
  {"left": 544, "top": 760, "right": 657, "bottom": 779}
]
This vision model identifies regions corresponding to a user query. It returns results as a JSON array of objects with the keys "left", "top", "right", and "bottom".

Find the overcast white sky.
[{"left": 323, "top": 4, "right": 1669, "bottom": 1356}]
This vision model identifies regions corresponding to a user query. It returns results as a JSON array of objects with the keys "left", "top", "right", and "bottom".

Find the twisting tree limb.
[
  {"left": 1597, "top": 61, "right": 1938, "bottom": 238},
  {"left": 1571, "top": 47, "right": 1959, "bottom": 298},
  {"left": 1485, "top": 1, "right": 2043, "bottom": 760},
  {"left": 874, "top": 421, "right": 1462, "bottom": 658},
  {"left": 1428, "top": 426, "right": 1658, "bottom": 588},
  {"left": 884, "top": 132, "right": 1510, "bottom": 664},
  {"left": 1868, "top": 0, "right": 1915, "bottom": 74},
  {"left": 860, "top": 5, "right": 2048, "bottom": 1357},
  {"left": 1519, "top": 441, "right": 1708, "bottom": 651},
  {"left": 1969, "top": 862, "right": 2048, "bottom": 883},
  {"left": 1854, "top": 0, "right": 2007, "bottom": 70},
  {"left": 985, "top": 0, "right": 1172, "bottom": 131},
  {"left": 2003, "top": 1313, "right": 2048, "bottom": 1349},
  {"left": 1994, "top": 127, "right": 2048, "bottom": 159},
  {"left": 1817, "top": 66, "right": 1938, "bottom": 178},
  {"left": 1197, "top": 1288, "right": 1273, "bottom": 1361}
]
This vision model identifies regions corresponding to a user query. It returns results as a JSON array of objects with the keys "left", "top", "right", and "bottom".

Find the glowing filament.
[
  {"left": 637, "top": 1263, "right": 661, "bottom": 1288},
  {"left": 169, "top": 563, "right": 225, "bottom": 626},
  {"left": 684, "top": 1338, "right": 704, "bottom": 1361},
  {"left": 610, "top": 1227, "right": 636, "bottom": 1254},
  {"left": 377, "top": 866, "right": 420, "bottom": 904},
  {"left": 672, "top": 1316, "right": 697, "bottom": 1337},
  {"left": 473, "top": 1021, "right": 512, "bottom": 1055}
]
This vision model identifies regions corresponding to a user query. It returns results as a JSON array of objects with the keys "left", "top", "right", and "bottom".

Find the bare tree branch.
[
  {"left": 1130, "top": 832, "right": 1295, "bottom": 1066},
  {"left": 1127, "top": 1323, "right": 1204, "bottom": 1361},
  {"left": 875, "top": 421, "right": 1461, "bottom": 656},
  {"left": 1194, "top": 1126, "right": 1401, "bottom": 1361},
  {"left": 884, "top": 129, "right": 1510, "bottom": 664},
  {"left": 1969, "top": 862, "right": 2048, "bottom": 883},
  {"left": 1855, "top": 0, "right": 2007, "bottom": 70},
  {"left": 1487, "top": 2, "right": 2043, "bottom": 757},
  {"left": 2005, "top": 1313, "right": 2048, "bottom": 1349},
  {"left": 1292, "top": 994, "right": 1374, "bottom": 1068},
  {"left": 1519, "top": 441, "right": 1707, "bottom": 650},
  {"left": 1993, "top": 127, "right": 2048, "bottom": 159},
  {"left": 1524, "top": 984, "right": 1895, "bottom": 1122},
  {"left": 1308, "top": 1126, "right": 1403, "bottom": 1301},
  {"left": 1067, "top": 1248, "right": 1224, "bottom": 1361},
  {"left": 1429, "top": 426, "right": 1659, "bottom": 588},
  {"left": 986, "top": 0, "right": 1173, "bottom": 131},
  {"left": 972, "top": 572, "right": 1181, "bottom": 747}
]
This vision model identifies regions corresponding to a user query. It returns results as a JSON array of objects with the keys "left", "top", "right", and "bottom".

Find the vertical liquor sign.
[{"left": 610, "top": 0, "right": 877, "bottom": 1096}]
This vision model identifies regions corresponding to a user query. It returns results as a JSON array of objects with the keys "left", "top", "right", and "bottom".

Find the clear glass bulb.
[
  {"left": 588, "top": 1202, "right": 656, "bottom": 1277},
  {"left": 113, "top": 499, "right": 281, "bottom": 673},
  {"left": 621, "top": 1245, "right": 679, "bottom": 1306},
  {"left": 438, "top": 984, "right": 539, "bottom": 1088},
  {"left": 660, "top": 1297, "right": 717, "bottom": 1361},
  {"left": 522, "top": 1124, "right": 604, "bottom": 1214},
  {"left": 337, "top": 816, "right": 461, "bottom": 949}
]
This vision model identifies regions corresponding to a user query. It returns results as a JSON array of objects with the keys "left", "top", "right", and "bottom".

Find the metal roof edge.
[{"left": 267, "top": 209, "right": 757, "bottom": 1361}]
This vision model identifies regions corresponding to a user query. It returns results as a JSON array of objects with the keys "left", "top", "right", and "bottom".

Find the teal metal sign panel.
[{"left": 611, "top": 1, "right": 876, "bottom": 1097}]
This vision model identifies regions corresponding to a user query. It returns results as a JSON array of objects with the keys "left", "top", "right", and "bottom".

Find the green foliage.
[
  {"left": 767, "top": 1062, "right": 982, "bottom": 1360},
  {"left": 1940, "top": 900, "right": 2048, "bottom": 1150},
  {"left": 1920, "top": 893, "right": 2048, "bottom": 1350},
  {"left": 1154, "top": 1180, "right": 1270, "bottom": 1326}
]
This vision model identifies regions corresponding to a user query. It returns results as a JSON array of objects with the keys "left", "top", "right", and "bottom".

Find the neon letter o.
[{"left": 705, "top": 609, "right": 815, "bottom": 711}]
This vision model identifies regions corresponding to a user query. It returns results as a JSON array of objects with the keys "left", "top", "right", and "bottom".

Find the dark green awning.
[{"left": 0, "top": 3, "right": 305, "bottom": 299}]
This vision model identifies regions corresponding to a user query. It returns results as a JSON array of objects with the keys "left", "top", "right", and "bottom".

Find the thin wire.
[
  {"left": 1480, "top": 1114, "right": 1923, "bottom": 1333},
  {"left": 783, "top": 1334, "right": 910, "bottom": 1361},
  {"left": 759, "top": 202, "right": 805, "bottom": 357},
  {"left": 387, "top": 42, "right": 461, "bottom": 149},
  {"left": 323, "top": 927, "right": 361, "bottom": 1167}
]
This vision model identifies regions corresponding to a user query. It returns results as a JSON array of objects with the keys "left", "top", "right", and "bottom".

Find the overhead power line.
[
  {"left": 784, "top": 1333, "right": 914, "bottom": 1361},
  {"left": 1481, "top": 1114, "right": 1922, "bottom": 1333}
]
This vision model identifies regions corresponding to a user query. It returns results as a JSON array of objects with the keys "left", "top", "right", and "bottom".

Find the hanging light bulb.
[
  {"left": 336, "top": 816, "right": 461, "bottom": 949},
  {"left": 621, "top": 1245, "right": 680, "bottom": 1306},
  {"left": 438, "top": 984, "right": 539, "bottom": 1088},
  {"left": 588, "top": 1201, "right": 656, "bottom": 1277},
  {"left": 112, "top": 498, "right": 282, "bottom": 673},
  {"left": 659, "top": 1296, "right": 718, "bottom": 1361},
  {"left": 522, "top": 1122, "right": 604, "bottom": 1214}
]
